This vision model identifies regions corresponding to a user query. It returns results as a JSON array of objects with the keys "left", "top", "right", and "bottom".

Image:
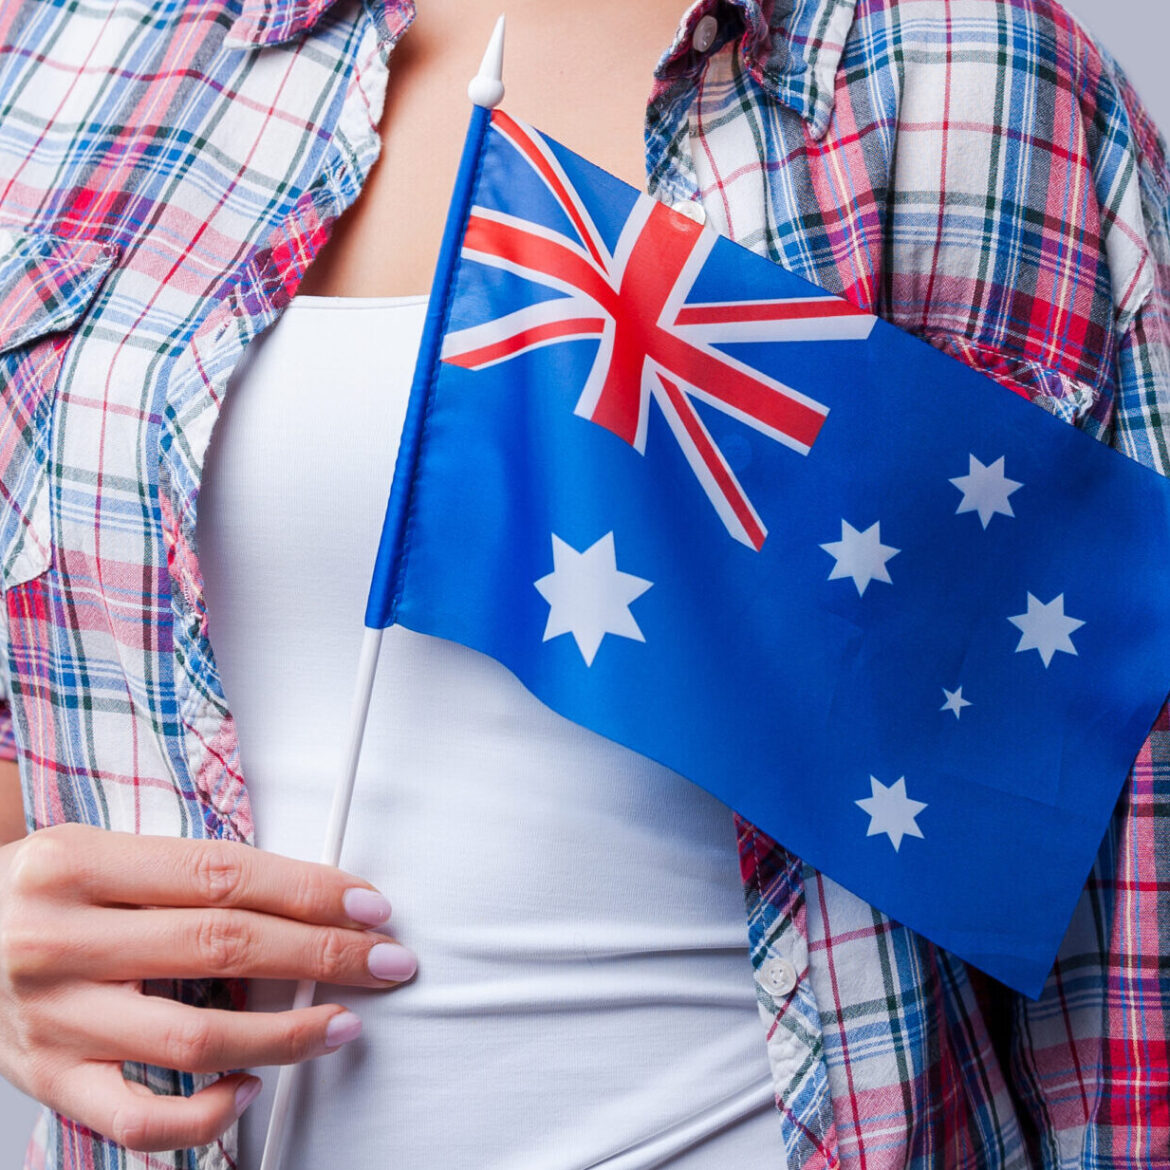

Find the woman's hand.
[{"left": 0, "top": 822, "right": 416, "bottom": 1153}]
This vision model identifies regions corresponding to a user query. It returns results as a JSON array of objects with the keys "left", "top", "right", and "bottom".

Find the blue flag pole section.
[
  {"left": 364, "top": 101, "right": 493, "bottom": 626},
  {"left": 365, "top": 102, "right": 1170, "bottom": 998}
]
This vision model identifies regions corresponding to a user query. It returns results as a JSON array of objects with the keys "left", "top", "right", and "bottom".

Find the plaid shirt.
[{"left": 1, "top": 0, "right": 1167, "bottom": 1167}]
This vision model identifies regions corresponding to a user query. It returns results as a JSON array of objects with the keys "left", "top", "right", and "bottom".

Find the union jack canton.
[{"left": 440, "top": 110, "right": 875, "bottom": 551}]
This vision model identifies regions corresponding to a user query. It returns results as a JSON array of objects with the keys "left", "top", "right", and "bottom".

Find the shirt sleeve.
[{"left": 1012, "top": 49, "right": 1170, "bottom": 1164}]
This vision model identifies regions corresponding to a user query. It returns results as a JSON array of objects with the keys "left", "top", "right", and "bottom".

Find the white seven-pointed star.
[
  {"left": 820, "top": 520, "right": 899, "bottom": 596},
  {"left": 940, "top": 686, "right": 972, "bottom": 719},
  {"left": 949, "top": 454, "right": 1023, "bottom": 528},
  {"left": 855, "top": 776, "right": 927, "bottom": 851},
  {"left": 534, "top": 532, "right": 653, "bottom": 666},
  {"left": 1007, "top": 592, "right": 1085, "bottom": 667}
]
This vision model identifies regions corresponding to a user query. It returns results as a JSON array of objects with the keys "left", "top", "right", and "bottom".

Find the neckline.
[{"left": 288, "top": 292, "right": 429, "bottom": 310}]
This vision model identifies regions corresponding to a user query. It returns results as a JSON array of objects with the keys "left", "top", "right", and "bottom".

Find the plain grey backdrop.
[{"left": 0, "top": 0, "right": 1166, "bottom": 1164}]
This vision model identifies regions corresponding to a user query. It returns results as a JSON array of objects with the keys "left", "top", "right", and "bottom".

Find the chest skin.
[{"left": 297, "top": 0, "right": 686, "bottom": 299}]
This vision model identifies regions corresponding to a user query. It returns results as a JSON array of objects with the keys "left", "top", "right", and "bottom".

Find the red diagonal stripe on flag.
[
  {"left": 492, "top": 109, "right": 607, "bottom": 270},
  {"left": 442, "top": 315, "right": 607, "bottom": 369},
  {"left": 464, "top": 214, "right": 615, "bottom": 311},
  {"left": 655, "top": 373, "right": 767, "bottom": 550}
]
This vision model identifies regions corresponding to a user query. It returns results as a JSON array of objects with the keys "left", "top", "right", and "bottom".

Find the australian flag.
[{"left": 366, "top": 106, "right": 1170, "bottom": 998}]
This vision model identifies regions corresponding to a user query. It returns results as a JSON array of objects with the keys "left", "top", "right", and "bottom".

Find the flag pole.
[
  {"left": 256, "top": 627, "right": 382, "bottom": 1170},
  {"left": 255, "top": 16, "right": 505, "bottom": 1170}
]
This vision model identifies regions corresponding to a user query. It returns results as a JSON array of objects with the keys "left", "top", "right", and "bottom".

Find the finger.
[
  {"left": 47, "top": 905, "right": 418, "bottom": 987},
  {"left": 38, "top": 823, "right": 392, "bottom": 929},
  {"left": 67, "top": 983, "right": 362, "bottom": 1073},
  {"left": 52, "top": 1060, "right": 261, "bottom": 1154}
]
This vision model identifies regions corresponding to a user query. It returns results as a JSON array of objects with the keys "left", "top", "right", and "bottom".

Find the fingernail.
[
  {"left": 368, "top": 942, "right": 418, "bottom": 982},
  {"left": 234, "top": 1077, "right": 262, "bottom": 1117},
  {"left": 343, "top": 887, "right": 392, "bottom": 926},
  {"left": 324, "top": 1010, "right": 363, "bottom": 1051}
]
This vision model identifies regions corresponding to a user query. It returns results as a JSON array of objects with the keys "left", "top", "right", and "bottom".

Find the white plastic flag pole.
[
  {"left": 255, "top": 17, "right": 506, "bottom": 1170},
  {"left": 256, "top": 626, "right": 382, "bottom": 1170}
]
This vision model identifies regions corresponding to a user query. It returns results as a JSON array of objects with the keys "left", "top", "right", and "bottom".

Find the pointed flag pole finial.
[{"left": 468, "top": 14, "right": 506, "bottom": 107}]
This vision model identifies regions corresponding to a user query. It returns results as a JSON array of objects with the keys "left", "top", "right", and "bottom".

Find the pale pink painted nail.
[
  {"left": 234, "top": 1078, "right": 262, "bottom": 1116},
  {"left": 324, "top": 1010, "right": 363, "bottom": 1051},
  {"left": 368, "top": 942, "right": 417, "bottom": 982},
  {"left": 343, "top": 887, "right": 392, "bottom": 926}
]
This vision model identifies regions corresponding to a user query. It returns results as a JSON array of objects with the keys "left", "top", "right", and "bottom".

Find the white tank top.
[{"left": 197, "top": 293, "right": 783, "bottom": 1168}]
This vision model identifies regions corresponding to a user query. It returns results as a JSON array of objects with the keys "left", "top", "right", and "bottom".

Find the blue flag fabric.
[{"left": 367, "top": 106, "right": 1170, "bottom": 997}]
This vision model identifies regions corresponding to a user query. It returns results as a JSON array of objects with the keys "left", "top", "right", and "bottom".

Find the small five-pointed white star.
[
  {"left": 949, "top": 454, "right": 1023, "bottom": 528},
  {"left": 820, "top": 520, "right": 899, "bottom": 596},
  {"left": 1008, "top": 592, "right": 1084, "bottom": 667},
  {"left": 534, "top": 532, "right": 653, "bottom": 666},
  {"left": 940, "top": 686, "right": 972, "bottom": 719},
  {"left": 855, "top": 776, "right": 927, "bottom": 851}
]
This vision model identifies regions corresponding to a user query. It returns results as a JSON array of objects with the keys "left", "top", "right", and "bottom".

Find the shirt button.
[
  {"left": 692, "top": 14, "right": 719, "bottom": 54},
  {"left": 760, "top": 957, "right": 798, "bottom": 997},
  {"left": 670, "top": 199, "right": 707, "bottom": 226}
]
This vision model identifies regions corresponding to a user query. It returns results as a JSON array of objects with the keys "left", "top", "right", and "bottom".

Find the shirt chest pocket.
[{"left": 0, "top": 226, "right": 120, "bottom": 588}]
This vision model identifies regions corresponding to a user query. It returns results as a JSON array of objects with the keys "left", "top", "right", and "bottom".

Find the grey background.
[{"left": 0, "top": 0, "right": 1165, "bottom": 1165}]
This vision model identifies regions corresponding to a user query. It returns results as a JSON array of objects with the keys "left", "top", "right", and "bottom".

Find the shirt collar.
[
  {"left": 224, "top": 0, "right": 414, "bottom": 52},
  {"left": 655, "top": 0, "right": 856, "bottom": 138},
  {"left": 225, "top": 0, "right": 855, "bottom": 138}
]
